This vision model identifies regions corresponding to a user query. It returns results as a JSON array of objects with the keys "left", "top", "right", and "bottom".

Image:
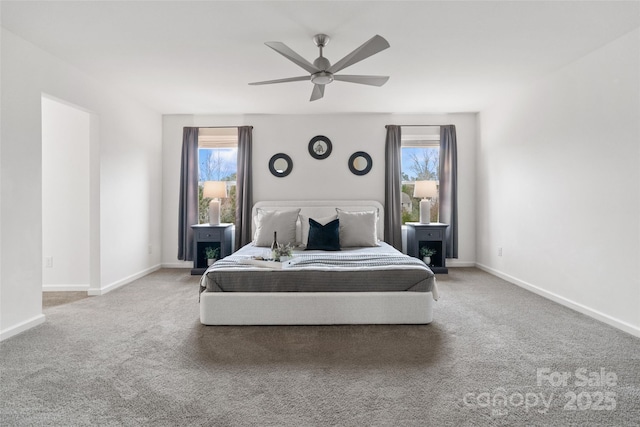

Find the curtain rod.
[
  {"left": 186, "top": 126, "right": 253, "bottom": 129},
  {"left": 389, "top": 124, "right": 447, "bottom": 127}
]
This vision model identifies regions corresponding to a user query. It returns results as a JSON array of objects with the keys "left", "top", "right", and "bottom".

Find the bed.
[{"left": 199, "top": 200, "right": 438, "bottom": 325}]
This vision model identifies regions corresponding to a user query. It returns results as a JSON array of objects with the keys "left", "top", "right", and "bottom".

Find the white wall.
[
  {"left": 477, "top": 29, "right": 640, "bottom": 336},
  {"left": 161, "top": 113, "right": 477, "bottom": 267},
  {"left": 97, "top": 94, "right": 163, "bottom": 293},
  {"left": 0, "top": 29, "right": 163, "bottom": 340},
  {"left": 41, "top": 96, "right": 90, "bottom": 290}
]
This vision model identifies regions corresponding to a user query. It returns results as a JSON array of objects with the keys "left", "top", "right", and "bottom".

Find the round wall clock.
[{"left": 308, "top": 135, "right": 332, "bottom": 160}]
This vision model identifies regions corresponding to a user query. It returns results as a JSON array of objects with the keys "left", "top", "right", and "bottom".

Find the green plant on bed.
[
  {"left": 420, "top": 247, "right": 436, "bottom": 257},
  {"left": 205, "top": 247, "right": 220, "bottom": 260},
  {"left": 272, "top": 242, "right": 293, "bottom": 261}
]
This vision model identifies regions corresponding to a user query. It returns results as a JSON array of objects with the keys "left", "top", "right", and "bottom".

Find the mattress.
[{"left": 199, "top": 242, "right": 436, "bottom": 294}]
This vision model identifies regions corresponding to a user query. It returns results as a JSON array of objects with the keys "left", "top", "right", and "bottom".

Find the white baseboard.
[
  {"left": 88, "top": 264, "right": 161, "bottom": 296},
  {"left": 42, "top": 284, "right": 89, "bottom": 292},
  {"left": 161, "top": 262, "right": 192, "bottom": 269},
  {"left": 0, "top": 314, "right": 46, "bottom": 342},
  {"left": 447, "top": 259, "right": 476, "bottom": 267},
  {"left": 476, "top": 263, "right": 640, "bottom": 339}
]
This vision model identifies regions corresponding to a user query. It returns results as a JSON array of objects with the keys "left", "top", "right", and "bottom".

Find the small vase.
[
  {"left": 423, "top": 256, "right": 431, "bottom": 265},
  {"left": 207, "top": 258, "right": 216, "bottom": 266}
]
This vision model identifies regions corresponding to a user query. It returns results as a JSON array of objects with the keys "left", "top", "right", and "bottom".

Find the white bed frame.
[{"left": 200, "top": 200, "right": 434, "bottom": 325}]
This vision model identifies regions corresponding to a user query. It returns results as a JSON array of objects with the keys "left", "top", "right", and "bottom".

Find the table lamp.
[
  {"left": 413, "top": 180, "right": 438, "bottom": 224},
  {"left": 203, "top": 181, "right": 227, "bottom": 225}
]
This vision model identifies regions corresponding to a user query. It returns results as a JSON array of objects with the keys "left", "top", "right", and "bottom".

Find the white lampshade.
[
  {"left": 413, "top": 180, "right": 438, "bottom": 199},
  {"left": 203, "top": 181, "right": 227, "bottom": 225},
  {"left": 414, "top": 180, "right": 438, "bottom": 224},
  {"left": 203, "top": 181, "right": 227, "bottom": 199}
]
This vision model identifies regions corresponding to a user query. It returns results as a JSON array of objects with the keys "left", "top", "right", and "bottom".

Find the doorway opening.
[{"left": 41, "top": 95, "right": 91, "bottom": 299}]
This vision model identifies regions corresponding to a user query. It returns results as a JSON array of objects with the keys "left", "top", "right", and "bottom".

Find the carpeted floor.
[
  {"left": 42, "top": 291, "right": 89, "bottom": 309},
  {"left": 1, "top": 268, "right": 639, "bottom": 426}
]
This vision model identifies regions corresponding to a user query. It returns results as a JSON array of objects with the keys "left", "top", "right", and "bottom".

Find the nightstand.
[
  {"left": 406, "top": 222, "right": 449, "bottom": 274},
  {"left": 190, "top": 223, "right": 233, "bottom": 275}
]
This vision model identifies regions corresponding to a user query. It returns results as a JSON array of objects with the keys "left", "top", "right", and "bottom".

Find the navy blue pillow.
[{"left": 306, "top": 218, "right": 340, "bottom": 251}]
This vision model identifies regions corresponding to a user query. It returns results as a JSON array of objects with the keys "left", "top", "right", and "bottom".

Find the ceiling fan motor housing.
[{"left": 313, "top": 56, "right": 331, "bottom": 70}]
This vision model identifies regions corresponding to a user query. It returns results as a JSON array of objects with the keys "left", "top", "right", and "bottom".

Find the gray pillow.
[
  {"left": 336, "top": 208, "right": 379, "bottom": 247},
  {"left": 254, "top": 208, "right": 300, "bottom": 247}
]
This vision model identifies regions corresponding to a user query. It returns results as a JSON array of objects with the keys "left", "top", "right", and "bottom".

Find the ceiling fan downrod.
[{"left": 312, "top": 34, "right": 333, "bottom": 84}]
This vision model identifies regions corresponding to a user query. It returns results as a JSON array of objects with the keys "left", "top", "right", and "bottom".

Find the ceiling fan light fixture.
[{"left": 311, "top": 71, "right": 334, "bottom": 85}]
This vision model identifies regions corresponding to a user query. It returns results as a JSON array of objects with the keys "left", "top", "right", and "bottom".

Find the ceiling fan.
[{"left": 249, "top": 34, "right": 390, "bottom": 101}]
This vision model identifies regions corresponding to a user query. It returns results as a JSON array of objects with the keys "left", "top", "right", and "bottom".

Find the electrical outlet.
[
  {"left": 148, "top": 245, "right": 152, "bottom": 255},
  {"left": 498, "top": 247, "right": 503, "bottom": 257},
  {"left": 45, "top": 256, "right": 53, "bottom": 268}
]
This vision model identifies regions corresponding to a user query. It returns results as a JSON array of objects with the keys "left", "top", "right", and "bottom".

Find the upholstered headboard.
[{"left": 252, "top": 200, "right": 385, "bottom": 242}]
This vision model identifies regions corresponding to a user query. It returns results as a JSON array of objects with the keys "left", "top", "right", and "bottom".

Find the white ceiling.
[{"left": 2, "top": 1, "right": 639, "bottom": 115}]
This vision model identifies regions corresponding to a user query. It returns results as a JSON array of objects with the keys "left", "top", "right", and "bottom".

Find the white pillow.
[
  {"left": 254, "top": 208, "right": 300, "bottom": 247},
  {"left": 300, "top": 214, "right": 338, "bottom": 246},
  {"left": 336, "top": 208, "right": 379, "bottom": 247}
]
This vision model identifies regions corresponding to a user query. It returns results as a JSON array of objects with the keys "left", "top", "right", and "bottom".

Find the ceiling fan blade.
[
  {"left": 310, "top": 84, "right": 325, "bottom": 101},
  {"left": 327, "top": 35, "right": 390, "bottom": 74},
  {"left": 333, "top": 75, "right": 390, "bottom": 86},
  {"left": 248, "top": 76, "right": 310, "bottom": 85},
  {"left": 265, "top": 41, "right": 320, "bottom": 74}
]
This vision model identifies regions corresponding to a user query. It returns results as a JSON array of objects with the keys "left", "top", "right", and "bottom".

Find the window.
[
  {"left": 401, "top": 129, "right": 440, "bottom": 224},
  {"left": 198, "top": 127, "right": 238, "bottom": 224}
]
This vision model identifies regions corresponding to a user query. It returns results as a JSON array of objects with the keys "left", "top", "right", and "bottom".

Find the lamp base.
[
  {"left": 208, "top": 199, "right": 221, "bottom": 225},
  {"left": 419, "top": 199, "right": 431, "bottom": 224}
]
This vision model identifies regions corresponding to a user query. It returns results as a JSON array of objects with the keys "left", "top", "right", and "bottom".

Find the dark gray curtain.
[
  {"left": 235, "top": 126, "right": 253, "bottom": 249},
  {"left": 384, "top": 125, "right": 402, "bottom": 251},
  {"left": 177, "top": 127, "right": 199, "bottom": 261},
  {"left": 439, "top": 125, "right": 458, "bottom": 258}
]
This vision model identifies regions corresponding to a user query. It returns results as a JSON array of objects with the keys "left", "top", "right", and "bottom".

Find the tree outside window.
[
  {"left": 401, "top": 144, "right": 439, "bottom": 223},
  {"left": 198, "top": 135, "right": 237, "bottom": 224}
]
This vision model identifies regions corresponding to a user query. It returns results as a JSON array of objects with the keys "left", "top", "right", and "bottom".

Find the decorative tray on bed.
[{"left": 240, "top": 256, "right": 295, "bottom": 269}]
